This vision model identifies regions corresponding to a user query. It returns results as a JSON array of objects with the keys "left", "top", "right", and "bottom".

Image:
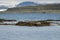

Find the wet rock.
[
  {"left": 0, "top": 19, "right": 5, "bottom": 22},
  {"left": 16, "top": 21, "right": 50, "bottom": 26}
]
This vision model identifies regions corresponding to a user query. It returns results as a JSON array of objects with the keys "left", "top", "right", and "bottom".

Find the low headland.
[{"left": 0, "top": 4, "right": 60, "bottom": 13}]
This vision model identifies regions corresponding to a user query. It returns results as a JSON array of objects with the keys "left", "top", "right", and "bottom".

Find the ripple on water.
[{"left": 0, "top": 25, "right": 60, "bottom": 40}]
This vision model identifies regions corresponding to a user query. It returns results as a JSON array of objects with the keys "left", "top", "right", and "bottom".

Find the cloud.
[
  {"left": 0, "top": 0, "right": 17, "bottom": 7},
  {"left": 16, "top": 0, "right": 60, "bottom": 3}
]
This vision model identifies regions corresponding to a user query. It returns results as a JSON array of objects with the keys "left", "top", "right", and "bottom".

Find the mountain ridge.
[{"left": 16, "top": 1, "right": 40, "bottom": 7}]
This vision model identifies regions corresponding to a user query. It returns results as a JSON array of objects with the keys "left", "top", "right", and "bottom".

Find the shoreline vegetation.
[
  {"left": 1, "top": 10, "right": 60, "bottom": 13},
  {"left": 0, "top": 19, "right": 60, "bottom": 27},
  {"left": 0, "top": 4, "right": 60, "bottom": 13}
]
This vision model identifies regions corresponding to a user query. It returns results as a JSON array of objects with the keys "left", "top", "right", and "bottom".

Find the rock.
[
  {"left": 0, "top": 19, "right": 5, "bottom": 22},
  {"left": 16, "top": 21, "right": 50, "bottom": 26}
]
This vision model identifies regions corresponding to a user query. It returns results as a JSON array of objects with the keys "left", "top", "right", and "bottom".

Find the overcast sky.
[{"left": 0, "top": 0, "right": 60, "bottom": 7}]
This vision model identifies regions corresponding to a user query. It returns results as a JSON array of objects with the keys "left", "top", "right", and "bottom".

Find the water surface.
[
  {"left": 0, "top": 25, "right": 60, "bottom": 40},
  {"left": 0, "top": 13, "right": 60, "bottom": 21}
]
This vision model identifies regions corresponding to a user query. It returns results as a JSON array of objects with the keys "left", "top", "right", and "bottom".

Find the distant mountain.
[
  {"left": 16, "top": 1, "right": 40, "bottom": 7},
  {"left": 0, "top": 5, "right": 8, "bottom": 9}
]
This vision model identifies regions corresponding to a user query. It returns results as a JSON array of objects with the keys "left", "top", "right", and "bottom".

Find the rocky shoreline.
[{"left": 0, "top": 19, "right": 60, "bottom": 26}]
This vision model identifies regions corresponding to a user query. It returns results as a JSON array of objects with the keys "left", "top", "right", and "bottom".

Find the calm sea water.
[
  {"left": 0, "top": 25, "right": 60, "bottom": 40},
  {"left": 0, "top": 13, "right": 60, "bottom": 21}
]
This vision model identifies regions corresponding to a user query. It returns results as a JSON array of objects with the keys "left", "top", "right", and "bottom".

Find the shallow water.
[{"left": 0, "top": 25, "right": 60, "bottom": 40}]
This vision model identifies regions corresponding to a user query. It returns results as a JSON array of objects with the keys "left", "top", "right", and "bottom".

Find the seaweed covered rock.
[
  {"left": 0, "top": 19, "right": 5, "bottom": 22},
  {"left": 16, "top": 21, "right": 50, "bottom": 26}
]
